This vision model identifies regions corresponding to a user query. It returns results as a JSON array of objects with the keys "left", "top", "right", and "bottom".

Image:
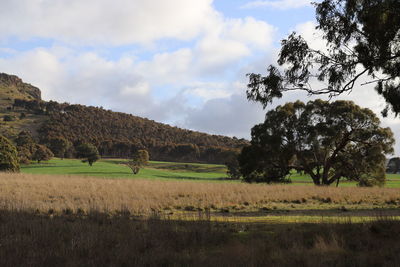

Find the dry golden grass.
[{"left": 1, "top": 173, "right": 400, "bottom": 215}]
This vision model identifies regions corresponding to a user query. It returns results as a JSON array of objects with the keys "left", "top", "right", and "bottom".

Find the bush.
[{"left": 0, "top": 135, "right": 20, "bottom": 172}]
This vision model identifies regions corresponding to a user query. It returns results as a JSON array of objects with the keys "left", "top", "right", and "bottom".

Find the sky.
[{"left": 0, "top": 0, "right": 398, "bottom": 154}]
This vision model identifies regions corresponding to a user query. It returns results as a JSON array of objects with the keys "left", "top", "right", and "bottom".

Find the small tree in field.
[
  {"left": 76, "top": 143, "right": 100, "bottom": 166},
  {"left": 0, "top": 135, "right": 19, "bottom": 172},
  {"left": 239, "top": 100, "right": 394, "bottom": 186},
  {"left": 126, "top": 150, "right": 149, "bottom": 174},
  {"left": 32, "top": 144, "right": 54, "bottom": 163}
]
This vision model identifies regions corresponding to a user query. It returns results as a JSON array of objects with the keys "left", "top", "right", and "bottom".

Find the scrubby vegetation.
[{"left": 10, "top": 98, "right": 246, "bottom": 163}]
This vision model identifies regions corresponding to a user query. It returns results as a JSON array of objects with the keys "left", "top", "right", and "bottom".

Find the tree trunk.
[{"left": 336, "top": 177, "right": 340, "bottom": 187}]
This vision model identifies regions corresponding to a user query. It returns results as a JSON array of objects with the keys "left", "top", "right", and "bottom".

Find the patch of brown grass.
[{"left": 1, "top": 173, "right": 399, "bottom": 215}]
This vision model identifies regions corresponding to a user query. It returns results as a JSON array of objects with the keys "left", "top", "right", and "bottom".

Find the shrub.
[{"left": 0, "top": 135, "right": 20, "bottom": 172}]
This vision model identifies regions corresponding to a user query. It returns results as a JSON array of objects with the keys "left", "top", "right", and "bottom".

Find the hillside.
[
  {"left": 0, "top": 73, "right": 247, "bottom": 163},
  {"left": 0, "top": 73, "right": 47, "bottom": 139}
]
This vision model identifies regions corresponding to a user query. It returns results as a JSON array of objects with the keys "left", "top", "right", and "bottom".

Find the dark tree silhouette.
[
  {"left": 387, "top": 157, "right": 400, "bottom": 174},
  {"left": 76, "top": 143, "right": 100, "bottom": 166},
  {"left": 247, "top": 0, "right": 400, "bottom": 116}
]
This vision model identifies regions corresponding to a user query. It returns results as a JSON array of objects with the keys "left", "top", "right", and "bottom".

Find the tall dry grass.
[
  {"left": 1, "top": 210, "right": 400, "bottom": 266},
  {"left": 0, "top": 173, "right": 399, "bottom": 215}
]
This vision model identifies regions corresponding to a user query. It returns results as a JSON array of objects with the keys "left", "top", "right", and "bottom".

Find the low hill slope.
[{"left": 0, "top": 73, "right": 247, "bottom": 163}]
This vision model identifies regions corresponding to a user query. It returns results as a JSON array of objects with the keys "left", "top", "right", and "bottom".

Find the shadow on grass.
[
  {"left": 223, "top": 208, "right": 400, "bottom": 217},
  {"left": 22, "top": 164, "right": 73, "bottom": 169},
  {"left": 154, "top": 175, "right": 234, "bottom": 181},
  {"left": 70, "top": 171, "right": 131, "bottom": 176}
]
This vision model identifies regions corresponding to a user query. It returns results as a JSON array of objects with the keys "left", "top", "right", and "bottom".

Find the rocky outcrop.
[{"left": 0, "top": 73, "right": 41, "bottom": 101}]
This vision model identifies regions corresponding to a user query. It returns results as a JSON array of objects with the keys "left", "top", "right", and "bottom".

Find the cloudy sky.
[{"left": 0, "top": 0, "right": 398, "bottom": 154}]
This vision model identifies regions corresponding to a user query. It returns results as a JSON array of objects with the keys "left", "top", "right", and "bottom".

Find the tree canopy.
[
  {"left": 76, "top": 143, "right": 100, "bottom": 166},
  {"left": 239, "top": 100, "right": 394, "bottom": 186},
  {"left": 126, "top": 150, "right": 149, "bottom": 174},
  {"left": 387, "top": 157, "right": 400, "bottom": 174},
  {"left": 247, "top": 0, "right": 400, "bottom": 116},
  {"left": 32, "top": 144, "right": 54, "bottom": 163},
  {"left": 0, "top": 135, "right": 20, "bottom": 172}
]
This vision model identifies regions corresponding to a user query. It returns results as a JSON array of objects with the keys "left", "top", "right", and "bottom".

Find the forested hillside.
[{"left": 1, "top": 73, "right": 247, "bottom": 163}]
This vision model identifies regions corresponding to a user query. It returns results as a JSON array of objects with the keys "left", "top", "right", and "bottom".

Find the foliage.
[
  {"left": 47, "top": 137, "right": 71, "bottom": 159},
  {"left": 239, "top": 100, "right": 394, "bottom": 186},
  {"left": 14, "top": 131, "right": 36, "bottom": 164},
  {"left": 387, "top": 157, "right": 400, "bottom": 174},
  {"left": 247, "top": 0, "right": 400, "bottom": 116},
  {"left": 225, "top": 152, "right": 242, "bottom": 180},
  {"left": 0, "top": 135, "right": 19, "bottom": 172},
  {"left": 75, "top": 143, "right": 100, "bottom": 166},
  {"left": 126, "top": 149, "right": 149, "bottom": 174},
  {"left": 32, "top": 144, "right": 53, "bottom": 163}
]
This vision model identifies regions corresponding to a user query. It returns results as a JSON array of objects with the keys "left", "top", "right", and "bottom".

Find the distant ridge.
[{"left": 0, "top": 73, "right": 247, "bottom": 163}]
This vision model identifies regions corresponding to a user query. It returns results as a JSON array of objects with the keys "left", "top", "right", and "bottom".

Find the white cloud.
[
  {"left": 242, "top": 0, "right": 312, "bottom": 10},
  {"left": 134, "top": 16, "right": 275, "bottom": 86},
  {"left": 0, "top": 0, "right": 217, "bottom": 45}
]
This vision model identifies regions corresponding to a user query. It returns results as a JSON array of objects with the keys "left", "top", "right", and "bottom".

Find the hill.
[{"left": 0, "top": 73, "right": 247, "bottom": 163}]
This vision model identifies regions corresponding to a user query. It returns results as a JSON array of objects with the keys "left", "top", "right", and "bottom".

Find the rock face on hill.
[{"left": 0, "top": 73, "right": 41, "bottom": 103}]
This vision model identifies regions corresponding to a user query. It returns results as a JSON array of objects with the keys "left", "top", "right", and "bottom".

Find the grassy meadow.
[
  {"left": 21, "top": 158, "right": 230, "bottom": 182},
  {"left": 21, "top": 158, "right": 400, "bottom": 187}
]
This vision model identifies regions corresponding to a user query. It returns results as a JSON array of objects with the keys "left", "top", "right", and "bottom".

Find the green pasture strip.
[
  {"left": 170, "top": 214, "right": 400, "bottom": 224},
  {"left": 21, "top": 158, "right": 400, "bottom": 187},
  {"left": 21, "top": 158, "right": 232, "bottom": 182}
]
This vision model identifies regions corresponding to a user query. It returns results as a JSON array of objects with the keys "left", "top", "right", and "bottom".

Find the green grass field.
[
  {"left": 21, "top": 158, "right": 231, "bottom": 182},
  {"left": 21, "top": 158, "right": 400, "bottom": 187}
]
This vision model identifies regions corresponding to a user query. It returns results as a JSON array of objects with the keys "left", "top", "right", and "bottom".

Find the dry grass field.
[
  {"left": 1, "top": 173, "right": 400, "bottom": 218},
  {"left": 1, "top": 173, "right": 400, "bottom": 266}
]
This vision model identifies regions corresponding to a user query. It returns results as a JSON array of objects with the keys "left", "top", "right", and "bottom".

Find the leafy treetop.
[
  {"left": 247, "top": 0, "right": 400, "bottom": 116},
  {"left": 239, "top": 100, "right": 394, "bottom": 186},
  {"left": 0, "top": 135, "right": 20, "bottom": 172},
  {"left": 75, "top": 143, "right": 100, "bottom": 166}
]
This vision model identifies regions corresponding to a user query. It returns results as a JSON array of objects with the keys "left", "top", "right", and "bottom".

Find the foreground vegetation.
[
  {"left": 1, "top": 170, "right": 399, "bottom": 265},
  {"left": 1, "top": 210, "right": 400, "bottom": 267}
]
